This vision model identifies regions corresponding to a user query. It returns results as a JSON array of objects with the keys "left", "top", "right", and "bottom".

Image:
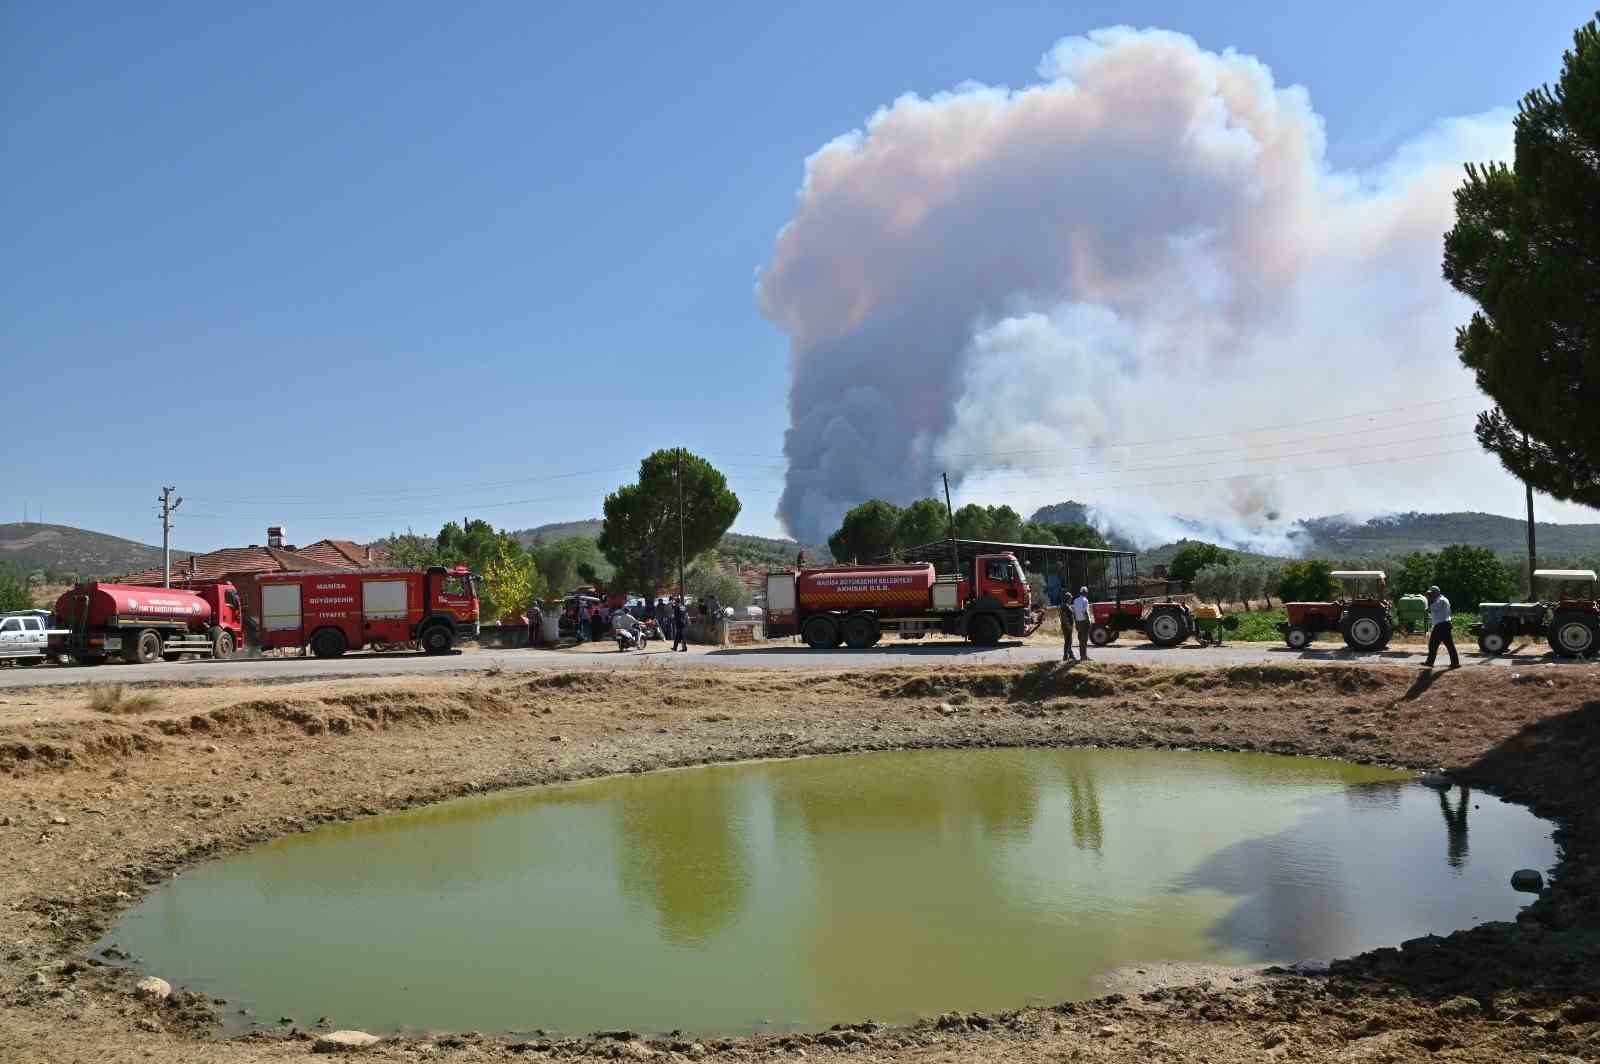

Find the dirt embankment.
[{"left": 2, "top": 662, "right": 1598, "bottom": 1063}]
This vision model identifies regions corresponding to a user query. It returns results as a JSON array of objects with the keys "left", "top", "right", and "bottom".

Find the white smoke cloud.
[{"left": 758, "top": 26, "right": 1584, "bottom": 548}]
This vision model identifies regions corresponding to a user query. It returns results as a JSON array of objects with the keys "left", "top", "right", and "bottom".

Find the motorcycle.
[{"left": 615, "top": 619, "right": 661, "bottom": 652}]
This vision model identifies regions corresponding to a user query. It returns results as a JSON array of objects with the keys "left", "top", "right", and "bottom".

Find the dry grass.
[{"left": 83, "top": 683, "right": 162, "bottom": 715}]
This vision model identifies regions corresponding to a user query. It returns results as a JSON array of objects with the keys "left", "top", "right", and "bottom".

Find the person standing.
[
  {"left": 1072, "top": 586, "right": 1092, "bottom": 661},
  {"left": 1422, "top": 585, "right": 1460, "bottom": 669},
  {"left": 528, "top": 599, "right": 544, "bottom": 648},
  {"left": 1060, "top": 595, "right": 1076, "bottom": 662},
  {"left": 576, "top": 601, "right": 590, "bottom": 643},
  {"left": 672, "top": 597, "right": 689, "bottom": 652}
]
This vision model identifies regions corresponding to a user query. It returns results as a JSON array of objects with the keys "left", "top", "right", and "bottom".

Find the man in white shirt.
[
  {"left": 1074, "top": 587, "right": 1093, "bottom": 660},
  {"left": 1422, "top": 585, "right": 1460, "bottom": 668}
]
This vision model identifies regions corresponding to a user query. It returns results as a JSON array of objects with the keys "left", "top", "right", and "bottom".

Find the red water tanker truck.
[
  {"left": 50, "top": 581, "right": 245, "bottom": 665},
  {"left": 765, "top": 553, "right": 1035, "bottom": 648}
]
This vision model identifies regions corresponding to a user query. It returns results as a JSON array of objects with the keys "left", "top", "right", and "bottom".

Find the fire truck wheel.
[
  {"left": 969, "top": 614, "right": 1003, "bottom": 646},
  {"left": 802, "top": 616, "right": 840, "bottom": 650},
  {"left": 1549, "top": 617, "right": 1597, "bottom": 658},
  {"left": 421, "top": 626, "right": 455, "bottom": 655},
  {"left": 311, "top": 628, "right": 348, "bottom": 659},
  {"left": 1477, "top": 630, "right": 1508, "bottom": 656},
  {"left": 213, "top": 629, "right": 235, "bottom": 660},
  {"left": 842, "top": 614, "right": 879, "bottom": 649},
  {"left": 124, "top": 629, "right": 162, "bottom": 665},
  {"left": 1089, "top": 625, "right": 1112, "bottom": 646},
  {"left": 1284, "top": 626, "right": 1311, "bottom": 649}
]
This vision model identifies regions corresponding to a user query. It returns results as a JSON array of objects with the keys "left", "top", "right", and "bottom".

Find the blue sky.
[{"left": 2, "top": 0, "right": 1592, "bottom": 550}]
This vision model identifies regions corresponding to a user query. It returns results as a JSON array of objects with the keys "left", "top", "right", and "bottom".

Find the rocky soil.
[{"left": 1, "top": 661, "right": 1597, "bottom": 1063}]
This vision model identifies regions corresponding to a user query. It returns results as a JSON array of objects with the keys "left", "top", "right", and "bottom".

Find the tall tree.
[
  {"left": 1443, "top": 16, "right": 1600, "bottom": 506},
  {"left": 894, "top": 498, "right": 950, "bottom": 550},
  {"left": 1167, "top": 541, "right": 1234, "bottom": 583},
  {"left": 599, "top": 450, "right": 741, "bottom": 593},
  {"left": 828, "top": 500, "right": 902, "bottom": 563}
]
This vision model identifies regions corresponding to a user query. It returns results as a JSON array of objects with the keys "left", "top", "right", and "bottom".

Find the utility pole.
[
  {"left": 159, "top": 486, "right": 182, "bottom": 588},
  {"left": 942, "top": 472, "right": 959, "bottom": 577},
  {"left": 1523, "top": 432, "right": 1537, "bottom": 593},
  {"left": 676, "top": 449, "right": 686, "bottom": 600}
]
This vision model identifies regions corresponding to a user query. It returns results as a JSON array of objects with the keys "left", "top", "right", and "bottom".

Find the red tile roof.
[
  {"left": 119, "top": 546, "right": 347, "bottom": 586},
  {"left": 296, "top": 539, "right": 392, "bottom": 569}
]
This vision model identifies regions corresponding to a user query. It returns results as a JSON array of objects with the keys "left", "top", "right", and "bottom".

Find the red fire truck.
[
  {"left": 253, "top": 565, "right": 480, "bottom": 658},
  {"left": 51, "top": 581, "right": 245, "bottom": 665},
  {"left": 765, "top": 553, "right": 1034, "bottom": 648}
]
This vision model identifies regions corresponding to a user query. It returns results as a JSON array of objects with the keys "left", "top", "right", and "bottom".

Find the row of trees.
[
  {"left": 1178, "top": 542, "right": 1528, "bottom": 612},
  {"left": 826, "top": 498, "right": 1108, "bottom": 564}
]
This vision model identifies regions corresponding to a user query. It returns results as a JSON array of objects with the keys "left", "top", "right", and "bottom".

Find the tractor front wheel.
[
  {"left": 1089, "top": 625, "right": 1112, "bottom": 647},
  {"left": 1477, "top": 630, "right": 1508, "bottom": 656},
  {"left": 1284, "top": 626, "right": 1311, "bottom": 649}
]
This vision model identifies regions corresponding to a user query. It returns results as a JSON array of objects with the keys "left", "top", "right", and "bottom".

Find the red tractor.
[
  {"left": 1087, "top": 598, "right": 1196, "bottom": 648},
  {"left": 1277, "top": 570, "right": 1393, "bottom": 652}
]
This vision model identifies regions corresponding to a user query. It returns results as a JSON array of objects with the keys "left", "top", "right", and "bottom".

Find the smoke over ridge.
[{"left": 758, "top": 26, "right": 1538, "bottom": 549}]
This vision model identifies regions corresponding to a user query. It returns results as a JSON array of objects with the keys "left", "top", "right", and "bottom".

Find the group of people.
[{"left": 566, "top": 596, "right": 691, "bottom": 652}]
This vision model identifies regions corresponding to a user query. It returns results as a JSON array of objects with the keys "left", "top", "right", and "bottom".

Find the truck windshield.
[{"left": 442, "top": 575, "right": 472, "bottom": 597}]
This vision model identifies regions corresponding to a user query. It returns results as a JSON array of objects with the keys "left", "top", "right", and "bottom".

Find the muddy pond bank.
[{"left": 2, "top": 661, "right": 1599, "bottom": 1063}]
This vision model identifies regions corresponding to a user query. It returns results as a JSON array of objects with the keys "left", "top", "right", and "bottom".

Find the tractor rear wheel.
[
  {"left": 842, "top": 614, "right": 879, "bottom": 649},
  {"left": 802, "top": 616, "right": 840, "bottom": 650},
  {"left": 969, "top": 614, "right": 1003, "bottom": 646},
  {"left": 1477, "top": 630, "right": 1508, "bottom": 656},
  {"left": 1284, "top": 626, "right": 1311, "bottom": 649},
  {"left": 1549, "top": 616, "right": 1597, "bottom": 658},
  {"left": 1145, "top": 608, "right": 1187, "bottom": 647},
  {"left": 1341, "top": 612, "right": 1392, "bottom": 652},
  {"left": 1089, "top": 624, "right": 1112, "bottom": 647}
]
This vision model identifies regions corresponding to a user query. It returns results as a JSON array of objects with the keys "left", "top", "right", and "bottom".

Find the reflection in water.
[
  {"left": 1065, "top": 767, "right": 1103, "bottom": 853},
  {"left": 1439, "top": 786, "right": 1471, "bottom": 869},
  {"left": 616, "top": 771, "right": 751, "bottom": 945},
  {"left": 100, "top": 749, "right": 1556, "bottom": 1037}
]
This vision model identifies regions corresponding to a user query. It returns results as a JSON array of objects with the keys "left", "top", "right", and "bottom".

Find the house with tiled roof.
[{"left": 296, "top": 539, "right": 392, "bottom": 569}]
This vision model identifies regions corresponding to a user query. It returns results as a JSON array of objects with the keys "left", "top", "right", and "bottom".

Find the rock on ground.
[
  {"left": 133, "top": 976, "right": 170, "bottom": 1001},
  {"left": 313, "top": 1030, "right": 381, "bottom": 1053}
]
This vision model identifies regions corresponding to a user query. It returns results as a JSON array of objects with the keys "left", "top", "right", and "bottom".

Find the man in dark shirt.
[{"left": 672, "top": 597, "right": 689, "bottom": 652}]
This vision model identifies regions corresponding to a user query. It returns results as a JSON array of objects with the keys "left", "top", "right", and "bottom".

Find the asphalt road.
[{"left": 0, "top": 637, "right": 1590, "bottom": 690}]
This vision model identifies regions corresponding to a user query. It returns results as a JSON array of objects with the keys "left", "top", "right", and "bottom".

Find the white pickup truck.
[{"left": 0, "top": 611, "right": 68, "bottom": 666}]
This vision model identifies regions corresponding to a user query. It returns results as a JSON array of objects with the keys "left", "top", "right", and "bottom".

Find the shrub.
[
  {"left": 85, "top": 684, "right": 162, "bottom": 715},
  {"left": 1277, "top": 560, "right": 1336, "bottom": 602}
]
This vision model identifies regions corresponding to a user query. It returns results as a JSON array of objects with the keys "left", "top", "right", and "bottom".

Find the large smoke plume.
[{"left": 758, "top": 27, "right": 1549, "bottom": 549}]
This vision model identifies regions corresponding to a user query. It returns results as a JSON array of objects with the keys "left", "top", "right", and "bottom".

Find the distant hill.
[
  {"left": 1029, "top": 501, "right": 1093, "bottom": 527},
  {"left": 510, "top": 519, "right": 604, "bottom": 546},
  {"left": 719, "top": 532, "right": 831, "bottom": 568},
  {"left": 0, "top": 523, "right": 193, "bottom": 579},
  {"left": 1293, "top": 511, "right": 1600, "bottom": 557},
  {"left": 509, "top": 520, "right": 830, "bottom": 567},
  {"left": 1027, "top": 501, "right": 1600, "bottom": 564}
]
